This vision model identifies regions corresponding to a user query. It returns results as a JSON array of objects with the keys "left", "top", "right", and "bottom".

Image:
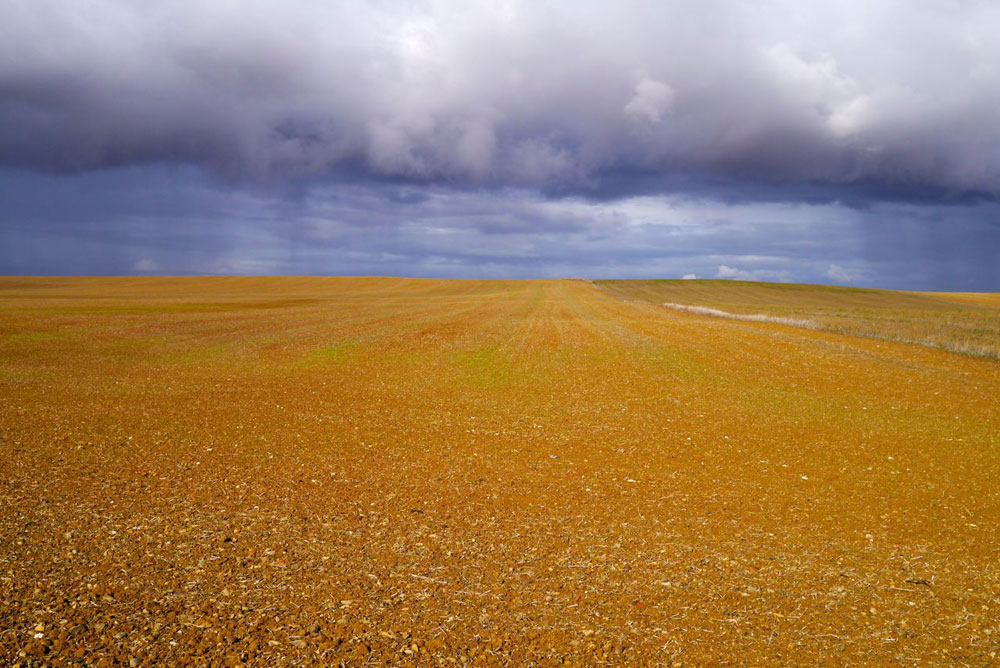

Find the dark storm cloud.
[
  {"left": 3, "top": 1, "right": 1000, "bottom": 203},
  {"left": 2, "top": 2, "right": 997, "bottom": 289}
]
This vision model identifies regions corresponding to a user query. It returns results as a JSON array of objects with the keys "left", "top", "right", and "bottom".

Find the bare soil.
[{"left": 1, "top": 277, "right": 998, "bottom": 665}]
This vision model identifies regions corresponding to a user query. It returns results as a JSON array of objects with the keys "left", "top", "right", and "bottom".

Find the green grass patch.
[
  {"left": 3, "top": 331, "right": 63, "bottom": 345},
  {"left": 453, "top": 345, "right": 513, "bottom": 388},
  {"left": 312, "top": 341, "right": 359, "bottom": 364}
]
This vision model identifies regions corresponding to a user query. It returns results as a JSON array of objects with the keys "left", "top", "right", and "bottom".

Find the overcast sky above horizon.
[{"left": 1, "top": 0, "right": 998, "bottom": 289}]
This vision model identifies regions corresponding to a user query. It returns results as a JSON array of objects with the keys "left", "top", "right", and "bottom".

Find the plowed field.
[{"left": 2, "top": 277, "right": 998, "bottom": 666}]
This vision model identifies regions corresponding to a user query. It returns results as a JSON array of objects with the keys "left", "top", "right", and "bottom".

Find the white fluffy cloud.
[
  {"left": 716, "top": 265, "right": 793, "bottom": 283},
  {"left": 132, "top": 258, "right": 160, "bottom": 273},
  {"left": 825, "top": 263, "right": 858, "bottom": 283},
  {"left": 624, "top": 76, "right": 676, "bottom": 124}
]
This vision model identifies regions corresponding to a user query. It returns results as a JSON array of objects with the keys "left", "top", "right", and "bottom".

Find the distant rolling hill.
[{"left": 596, "top": 279, "right": 1000, "bottom": 359}]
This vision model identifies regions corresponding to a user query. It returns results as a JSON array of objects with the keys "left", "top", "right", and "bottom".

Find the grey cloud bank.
[
  {"left": 3, "top": 167, "right": 996, "bottom": 290},
  {"left": 3, "top": 0, "right": 1000, "bottom": 200},
  {"left": 0, "top": 1, "right": 998, "bottom": 288}
]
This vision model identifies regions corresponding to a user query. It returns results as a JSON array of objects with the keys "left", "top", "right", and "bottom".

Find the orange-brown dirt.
[{"left": 1, "top": 277, "right": 998, "bottom": 666}]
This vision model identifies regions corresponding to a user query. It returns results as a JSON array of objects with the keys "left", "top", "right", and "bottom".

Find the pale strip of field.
[
  {"left": 1, "top": 277, "right": 998, "bottom": 665},
  {"left": 598, "top": 279, "right": 1000, "bottom": 359},
  {"left": 661, "top": 301, "right": 820, "bottom": 329}
]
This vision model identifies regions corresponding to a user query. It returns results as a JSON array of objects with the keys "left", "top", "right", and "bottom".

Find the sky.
[{"left": 1, "top": 0, "right": 998, "bottom": 289}]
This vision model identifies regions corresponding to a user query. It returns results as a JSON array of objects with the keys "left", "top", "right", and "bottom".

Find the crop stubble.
[{"left": 1, "top": 277, "right": 998, "bottom": 665}]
